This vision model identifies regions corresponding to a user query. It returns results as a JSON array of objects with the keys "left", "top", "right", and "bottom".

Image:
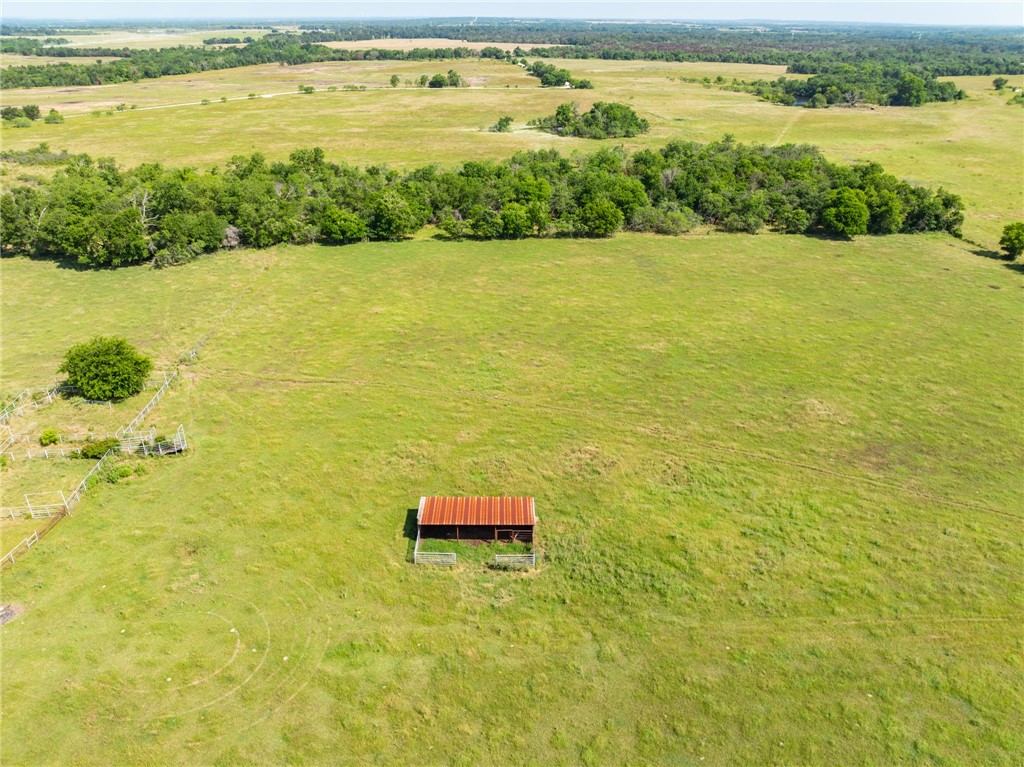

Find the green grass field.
[
  {"left": 15, "top": 26, "right": 280, "bottom": 50},
  {"left": 2, "top": 47, "right": 1023, "bottom": 766},
  {"left": 1, "top": 232, "right": 1021, "bottom": 765}
]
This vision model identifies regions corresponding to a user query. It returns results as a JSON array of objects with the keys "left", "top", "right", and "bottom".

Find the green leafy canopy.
[{"left": 58, "top": 336, "right": 153, "bottom": 401}]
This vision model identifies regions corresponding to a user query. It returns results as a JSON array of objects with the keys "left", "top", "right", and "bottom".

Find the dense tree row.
[
  {"left": 298, "top": 20, "right": 1024, "bottom": 75},
  {"left": 524, "top": 61, "right": 593, "bottom": 89},
  {"left": 1, "top": 139, "right": 963, "bottom": 268},
  {"left": 202, "top": 36, "right": 256, "bottom": 45},
  {"left": 530, "top": 102, "right": 650, "bottom": 138},
  {"left": 727, "top": 67, "right": 965, "bottom": 108}
]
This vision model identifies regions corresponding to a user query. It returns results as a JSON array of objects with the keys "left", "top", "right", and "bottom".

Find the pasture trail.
[{"left": 772, "top": 107, "right": 803, "bottom": 146}]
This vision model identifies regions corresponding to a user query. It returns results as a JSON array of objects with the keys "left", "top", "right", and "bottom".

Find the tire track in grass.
[{"left": 772, "top": 106, "right": 803, "bottom": 146}]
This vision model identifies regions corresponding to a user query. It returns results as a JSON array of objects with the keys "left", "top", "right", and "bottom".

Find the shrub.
[
  {"left": 80, "top": 437, "right": 119, "bottom": 459},
  {"left": 821, "top": 187, "right": 870, "bottom": 238},
  {"left": 439, "top": 212, "right": 469, "bottom": 240},
  {"left": 43, "top": 109, "right": 64, "bottom": 124},
  {"left": 155, "top": 210, "right": 227, "bottom": 253},
  {"left": 499, "top": 202, "right": 531, "bottom": 239},
  {"left": 468, "top": 206, "right": 503, "bottom": 239},
  {"left": 368, "top": 190, "right": 417, "bottom": 241},
  {"left": 577, "top": 197, "right": 624, "bottom": 237},
  {"left": 489, "top": 115, "right": 514, "bottom": 133},
  {"left": 153, "top": 244, "right": 202, "bottom": 268},
  {"left": 12, "top": 117, "right": 32, "bottom": 128},
  {"left": 999, "top": 222, "right": 1024, "bottom": 260},
  {"left": 628, "top": 206, "right": 696, "bottom": 235},
  {"left": 58, "top": 336, "right": 153, "bottom": 401},
  {"left": 40, "top": 428, "right": 59, "bottom": 446},
  {"left": 319, "top": 206, "right": 368, "bottom": 244}
]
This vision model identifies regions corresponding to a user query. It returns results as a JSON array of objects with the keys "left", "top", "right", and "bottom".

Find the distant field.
[
  {"left": 16, "top": 26, "right": 279, "bottom": 50},
  {"left": 2, "top": 59, "right": 1020, "bottom": 244},
  {"left": 0, "top": 54, "right": 119, "bottom": 68},
  {"left": 1, "top": 233, "right": 1021, "bottom": 765}
]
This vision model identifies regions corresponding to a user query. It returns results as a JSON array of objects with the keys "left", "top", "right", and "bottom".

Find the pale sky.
[{"left": 1, "top": 1, "right": 1021, "bottom": 27}]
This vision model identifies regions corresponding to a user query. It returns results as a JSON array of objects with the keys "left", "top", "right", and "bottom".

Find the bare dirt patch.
[{"left": 1, "top": 603, "right": 25, "bottom": 626}]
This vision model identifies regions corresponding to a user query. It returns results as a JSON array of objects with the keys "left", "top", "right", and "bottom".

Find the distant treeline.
[
  {"left": 300, "top": 20, "right": 1024, "bottom": 75},
  {"left": 0, "top": 35, "right": 483, "bottom": 89},
  {"left": 725, "top": 67, "right": 965, "bottom": 107},
  {"left": 3, "top": 20, "right": 1020, "bottom": 91},
  {"left": 1, "top": 138, "right": 963, "bottom": 268}
]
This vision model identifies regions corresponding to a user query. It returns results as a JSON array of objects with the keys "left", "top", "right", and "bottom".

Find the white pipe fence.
[
  {"left": 0, "top": 390, "right": 31, "bottom": 424},
  {"left": 0, "top": 383, "right": 60, "bottom": 423},
  {"left": 494, "top": 554, "right": 537, "bottom": 567},
  {"left": 0, "top": 531, "right": 40, "bottom": 568},
  {"left": 414, "top": 551, "right": 457, "bottom": 565},
  {"left": 1, "top": 446, "right": 84, "bottom": 461},
  {"left": 116, "top": 372, "right": 177, "bottom": 437},
  {"left": 64, "top": 449, "right": 116, "bottom": 513}
]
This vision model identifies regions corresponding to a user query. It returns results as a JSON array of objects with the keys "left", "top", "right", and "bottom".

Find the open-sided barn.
[{"left": 417, "top": 496, "right": 535, "bottom": 543}]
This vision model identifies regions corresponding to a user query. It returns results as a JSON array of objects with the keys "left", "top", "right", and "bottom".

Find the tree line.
[
  {"left": 296, "top": 19, "right": 1023, "bottom": 74},
  {"left": 3, "top": 21, "right": 1019, "bottom": 91},
  {"left": 1, "top": 138, "right": 963, "bottom": 268},
  {"left": 0, "top": 35, "right": 482, "bottom": 89},
  {"left": 722, "top": 67, "right": 965, "bottom": 108}
]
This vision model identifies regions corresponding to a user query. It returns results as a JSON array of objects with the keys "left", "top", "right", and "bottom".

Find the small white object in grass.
[
  {"left": 230, "top": 628, "right": 237, "bottom": 633},
  {"left": 867, "top": 693, "right": 873, "bottom": 698},
  {"left": 283, "top": 656, "right": 289, "bottom": 662},
  {"left": 167, "top": 677, "right": 172, "bottom": 682},
  {"left": 102, "top": 585, "right": 106, "bottom": 589},
  {"left": 120, "top": 629, "right": 126, "bottom": 634}
]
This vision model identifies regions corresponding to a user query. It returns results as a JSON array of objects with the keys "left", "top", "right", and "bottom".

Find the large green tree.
[{"left": 59, "top": 336, "right": 153, "bottom": 401}]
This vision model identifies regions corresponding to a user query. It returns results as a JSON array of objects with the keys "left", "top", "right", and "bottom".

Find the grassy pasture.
[
  {"left": 1, "top": 232, "right": 1022, "bottom": 765},
  {"left": 0, "top": 54, "right": 120, "bottom": 68},
  {"left": 17, "top": 27, "right": 279, "bottom": 50},
  {"left": 2, "top": 60, "right": 1020, "bottom": 244}
]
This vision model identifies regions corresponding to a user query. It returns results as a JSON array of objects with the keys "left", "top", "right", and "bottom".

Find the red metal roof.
[{"left": 419, "top": 496, "right": 535, "bottom": 526}]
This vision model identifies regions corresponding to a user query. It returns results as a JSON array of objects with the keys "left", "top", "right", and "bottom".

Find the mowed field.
[
  {"left": 2, "top": 58, "right": 1021, "bottom": 244},
  {"left": 1, "top": 232, "right": 1023, "bottom": 765}
]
